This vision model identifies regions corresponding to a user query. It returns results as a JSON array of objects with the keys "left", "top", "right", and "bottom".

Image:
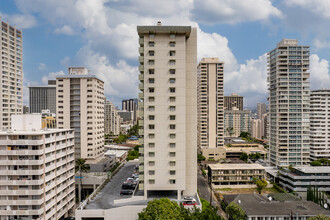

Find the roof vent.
[{"left": 157, "top": 21, "right": 162, "bottom": 26}]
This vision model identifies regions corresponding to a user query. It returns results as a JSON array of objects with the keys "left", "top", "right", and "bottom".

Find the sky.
[{"left": 1, "top": 0, "right": 330, "bottom": 108}]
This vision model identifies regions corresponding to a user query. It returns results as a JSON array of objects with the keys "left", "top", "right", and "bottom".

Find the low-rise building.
[
  {"left": 105, "top": 150, "right": 128, "bottom": 163},
  {"left": 279, "top": 166, "right": 330, "bottom": 192},
  {"left": 0, "top": 115, "right": 75, "bottom": 219},
  {"left": 208, "top": 163, "right": 265, "bottom": 188}
]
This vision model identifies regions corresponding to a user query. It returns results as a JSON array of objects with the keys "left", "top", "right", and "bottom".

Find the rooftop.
[
  {"left": 208, "top": 163, "right": 265, "bottom": 170},
  {"left": 137, "top": 25, "right": 191, "bottom": 37},
  {"left": 294, "top": 166, "right": 330, "bottom": 174}
]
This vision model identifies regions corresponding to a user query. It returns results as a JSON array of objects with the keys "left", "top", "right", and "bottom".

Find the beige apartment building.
[
  {"left": 224, "top": 93, "right": 243, "bottom": 110},
  {"left": 224, "top": 108, "right": 251, "bottom": 137},
  {"left": 261, "top": 113, "right": 268, "bottom": 140},
  {"left": 104, "top": 99, "right": 120, "bottom": 136},
  {"left": 251, "top": 119, "right": 262, "bottom": 139},
  {"left": 0, "top": 20, "right": 23, "bottom": 130},
  {"left": 197, "top": 58, "right": 224, "bottom": 159},
  {"left": 56, "top": 67, "right": 105, "bottom": 163},
  {"left": 0, "top": 115, "right": 75, "bottom": 220},
  {"left": 257, "top": 103, "right": 267, "bottom": 119},
  {"left": 137, "top": 24, "right": 197, "bottom": 199},
  {"left": 268, "top": 39, "right": 310, "bottom": 167}
]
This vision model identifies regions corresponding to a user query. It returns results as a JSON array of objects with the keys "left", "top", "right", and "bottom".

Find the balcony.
[
  {"left": 139, "top": 138, "right": 144, "bottom": 145},
  {"left": 139, "top": 65, "right": 144, "bottom": 73},
  {"left": 139, "top": 147, "right": 144, "bottom": 154},
  {"left": 139, "top": 165, "right": 144, "bottom": 171},
  {"left": 138, "top": 129, "right": 144, "bottom": 136},
  {"left": 139, "top": 47, "right": 144, "bottom": 55},
  {"left": 139, "top": 110, "right": 144, "bottom": 117},
  {"left": 138, "top": 119, "right": 144, "bottom": 126},
  {"left": 139, "top": 74, "right": 144, "bottom": 81},
  {"left": 139, "top": 156, "right": 144, "bottom": 162},
  {"left": 138, "top": 92, "right": 144, "bottom": 99},
  {"left": 139, "top": 56, "right": 144, "bottom": 64},
  {"left": 138, "top": 83, "right": 144, "bottom": 91},
  {"left": 139, "top": 38, "right": 144, "bottom": 45}
]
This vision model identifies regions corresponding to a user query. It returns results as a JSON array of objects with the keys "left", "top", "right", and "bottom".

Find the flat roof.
[
  {"left": 137, "top": 25, "right": 191, "bottom": 37},
  {"left": 56, "top": 74, "right": 104, "bottom": 83},
  {"left": 28, "top": 86, "right": 56, "bottom": 88},
  {"left": 294, "top": 166, "right": 330, "bottom": 174},
  {"left": 209, "top": 163, "right": 265, "bottom": 170},
  {"left": 0, "top": 128, "right": 73, "bottom": 135},
  {"left": 105, "top": 150, "right": 127, "bottom": 157}
]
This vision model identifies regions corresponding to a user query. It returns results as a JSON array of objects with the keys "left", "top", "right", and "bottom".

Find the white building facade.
[{"left": 104, "top": 99, "right": 120, "bottom": 136}]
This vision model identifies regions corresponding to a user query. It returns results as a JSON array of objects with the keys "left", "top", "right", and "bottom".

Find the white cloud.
[
  {"left": 54, "top": 25, "right": 75, "bottom": 35},
  {"left": 285, "top": 0, "right": 330, "bottom": 19},
  {"left": 41, "top": 71, "right": 65, "bottom": 85},
  {"left": 0, "top": 12, "right": 36, "bottom": 28},
  {"left": 38, "top": 63, "right": 47, "bottom": 71},
  {"left": 309, "top": 54, "right": 330, "bottom": 90},
  {"left": 192, "top": 0, "right": 282, "bottom": 24},
  {"left": 313, "top": 39, "right": 330, "bottom": 50}
]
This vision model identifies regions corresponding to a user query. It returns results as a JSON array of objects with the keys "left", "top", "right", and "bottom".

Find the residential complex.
[
  {"left": 197, "top": 58, "right": 224, "bottom": 159},
  {"left": 56, "top": 67, "right": 105, "bottom": 162},
  {"left": 268, "top": 39, "right": 310, "bottom": 167},
  {"left": 0, "top": 20, "right": 23, "bottom": 130},
  {"left": 224, "top": 108, "right": 251, "bottom": 137},
  {"left": 310, "top": 90, "right": 330, "bottom": 160},
  {"left": 137, "top": 24, "right": 197, "bottom": 199},
  {"left": 29, "top": 80, "right": 56, "bottom": 114},
  {"left": 261, "top": 113, "right": 268, "bottom": 140},
  {"left": 279, "top": 166, "right": 330, "bottom": 192},
  {"left": 122, "top": 98, "right": 138, "bottom": 124},
  {"left": 251, "top": 119, "right": 262, "bottom": 139},
  {"left": 208, "top": 163, "right": 265, "bottom": 188},
  {"left": 104, "top": 99, "right": 121, "bottom": 136},
  {"left": 224, "top": 93, "right": 243, "bottom": 110},
  {"left": 0, "top": 115, "right": 75, "bottom": 219},
  {"left": 257, "top": 103, "right": 267, "bottom": 119}
]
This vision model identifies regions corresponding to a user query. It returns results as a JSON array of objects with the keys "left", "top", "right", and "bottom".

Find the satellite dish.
[
  {"left": 324, "top": 204, "right": 328, "bottom": 209},
  {"left": 268, "top": 197, "right": 273, "bottom": 201}
]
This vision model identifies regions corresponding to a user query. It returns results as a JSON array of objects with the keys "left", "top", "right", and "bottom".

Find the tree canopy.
[
  {"left": 308, "top": 215, "right": 330, "bottom": 220},
  {"left": 239, "top": 152, "right": 248, "bottom": 162},
  {"left": 225, "top": 202, "right": 245, "bottom": 220},
  {"left": 253, "top": 178, "right": 268, "bottom": 194}
]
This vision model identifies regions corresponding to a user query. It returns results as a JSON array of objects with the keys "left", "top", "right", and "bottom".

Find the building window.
[
  {"left": 170, "top": 69, "right": 175, "bottom": 74},
  {"left": 149, "top": 34, "right": 155, "bottom": 38},
  {"left": 149, "top": 69, "right": 154, "bottom": 74},
  {"left": 148, "top": 78, "right": 154, "bottom": 83},
  {"left": 149, "top": 106, "right": 155, "bottom": 111},
  {"left": 149, "top": 88, "right": 154, "bottom": 93},
  {"left": 149, "top": 60, "right": 154, "bottom": 65},
  {"left": 149, "top": 170, "right": 155, "bottom": 175},
  {"left": 169, "top": 87, "right": 175, "bottom": 93},
  {"left": 170, "top": 124, "right": 176, "bottom": 130},
  {"left": 149, "top": 179, "right": 155, "bottom": 184},
  {"left": 169, "top": 134, "right": 175, "bottom": 139},
  {"left": 170, "top": 170, "right": 176, "bottom": 175},
  {"left": 170, "top": 115, "right": 175, "bottom": 120},
  {"left": 149, "top": 124, "right": 155, "bottom": 129},
  {"left": 169, "top": 42, "right": 175, "bottom": 47},
  {"left": 170, "top": 51, "right": 175, "bottom": 56},
  {"left": 149, "top": 115, "right": 155, "bottom": 120},
  {"left": 170, "top": 152, "right": 176, "bottom": 157},
  {"left": 148, "top": 97, "right": 155, "bottom": 102},
  {"left": 149, "top": 42, "right": 154, "bottom": 47},
  {"left": 170, "top": 161, "right": 176, "bottom": 166},
  {"left": 169, "top": 97, "right": 176, "bottom": 102},
  {"left": 148, "top": 161, "right": 155, "bottom": 166},
  {"left": 170, "top": 34, "right": 175, "bottom": 39},
  {"left": 169, "top": 60, "right": 175, "bottom": 65},
  {"left": 149, "top": 134, "right": 155, "bottom": 139},
  {"left": 149, "top": 152, "right": 155, "bottom": 157},
  {"left": 149, "top": 51, "right": 154, "bottom": 56},
  {"left": 169, "top": 106, "right": 175, "bottom": 111},
  {"left": 149, "top": 143, "right": 155, "bottom": 148},
  {"left": 169, "top": 179, "right": 176, "bottom": 184},
  {"left": 169, "top": 78, "right": 175, "bottom": 84},
  {"left": 170, "top": 143, "right": 176, "bottom": 148}
]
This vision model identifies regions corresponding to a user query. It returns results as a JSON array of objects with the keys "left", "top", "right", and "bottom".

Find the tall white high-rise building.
[
  {"left": 56, "top": 67, "right": 105, "bottom": 162},
  {"left": 251, "top": 119, "right": 262, "bottom": 139},
  {"left": 104, "top": 99, "right": 121, "bottom": 136},
  {"left": 268, "top": 39, "right": 310, "bottom": 167},
  {"left": 310, "top": 90, "right": 330, "bottom": 160},
  {"left": 257, "top": 103, "right": 267, "bottom": 119},
  {"left": 197, "top": 58, "right": 224, "bottom": 159},
  {"left": 0, "top": 115, "right": 75, "bottom": 220},
  {"left": 0, "top": 20, "right": 23, "bottom": 130},
  {"left": 224, "top": 108, "right": 251, "bottom": 137},
  {"left": 137, "top": 24, "right": 197, "bottom": 199}
]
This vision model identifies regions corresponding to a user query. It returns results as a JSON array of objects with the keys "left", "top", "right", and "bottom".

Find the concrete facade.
[
  {"left": 224, "top": 93, "right": 243, "bottom": 110},
  {"left": 29, "top": 81, "right": 56, "bottom": 114},
  {"left": 56, "top": 67, "right": 105, "bottom": 162},
  {"left": 0, "top": 20, "right": 23, "bottom": 130},
  {"left": 224, "top": 108, "right": 251, "bottom": 137},
  {"left": 197, "top": 58, "right": 224, "bottom": 159},
  {"left": 137, "top": 24, "right": 197, "bottom": 199},
  {"left": 268, "top": 39, "right": 310, "bottom": 167},
  {"left": 0, "top": 115, "right": 75, "bottom": 219},
  {"left": 104, "top": 99, "right": 121, "bottom": 136},
  {"left": 251, "top": 119, "right": 262, "bottom": 139},
  {"left": 310, "top": 90, "right": 330, "bottom": 160},
  {"left": 257, "top": 103, "right": 267, "bottom": 119},
  {"left": 122, "top": 98, "right": 138, "bottom": 124}
]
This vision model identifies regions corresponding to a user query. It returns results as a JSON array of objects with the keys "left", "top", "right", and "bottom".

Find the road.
[{"left": 85, "top": 161, "right": 139, "bottom": 209}]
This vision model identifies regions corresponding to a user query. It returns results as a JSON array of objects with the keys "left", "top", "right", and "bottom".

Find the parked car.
[
  {"left": 120, "top": 190, "right": 133, "bottom": 195},
  {"left": 182, "top": 197, "right": 197, "bottom": 206},
  {"left": 122, "top": 181, "right": 136, "bottom": 190}
]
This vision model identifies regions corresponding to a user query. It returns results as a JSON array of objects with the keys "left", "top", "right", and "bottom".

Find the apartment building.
[
  {"left": 251, "top": 119, "right": 262, "bottom": 139},
  {"left": 197, "top": 58, "right": 224, "bottom": 159},
  {"left": 104, "top": 99, "right": 121, "bottom": 136},
  {"left": 137, "top": 23, "right": 197, "bottom": 199},
  {"left": 122, "top": 98, "right": 138, "bottom": 124},
  {"left": 0, "top": 20, "right": 23, "bottom": 130},
  {"left": 268, "top": 39, "right": 310, "bottom": 167},
  {"left": 224, "top": 108, "right": 251, "bottom": 137},
  {"left": 224, "top": 93, "right": 243, "bottom": 110},
  {"left": 208, "top": 163, "right": 265, "bottom": 188},
  {"left": 0, "top": 115, "right": 75, "bottom": 220},
  {"left": 261, "top": 113, "right": 268, "bottom": 140},
  {"left": 257, "top": 103, "right": 267, "bottom": 119},
  {"left": 29, "top": 81, "right": 56, "bottom": 114},
  {"left": 56, "top": 67, "right": 105, "bottom": 162},
  {"left": 310, "top": 90, "right": 330, "bottom": 160}
]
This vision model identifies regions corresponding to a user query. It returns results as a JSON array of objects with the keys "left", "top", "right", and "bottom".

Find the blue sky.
[{"left": 1, "top": 0, "right": 330, "bottom": 108}]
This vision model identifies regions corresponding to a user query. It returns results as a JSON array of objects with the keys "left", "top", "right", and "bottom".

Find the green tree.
[
  {"left": 127, "top": 150, "right": 139, "bottom": 161},
  {"left": 239, "top": 152, "right": 248, "bottom": 162},
  {"left": 226, "top": 127, "right": 234, "bottom": 137},
  {"left": 311, "top": 160, "right": 322, "bottom": 166},
  {"left": 225, "top": 202, "right": 246, "bottom": 220},
  {"left": 198, "top": 153, "right": 206, "bottom": 163},
  {"left": 127, "top": 124, "right": 139, "bottom": 137},
  {"left": 138, "top": 198, "right": 184, "bottom": 220},
  {"left": 113, "top": 132, "right": 129, "bottom": 144},
  {"left": 75, "top": 158, "right": 90, "bottom": 202},
  {"left": 239, "top": 132, "right": 251, "bottom": 139},
  {"left": 253, "top": 178, "right": 268, "bottom": 194},
  {"left": 308, "top": 215, "right": 330, "bottom": 220}
]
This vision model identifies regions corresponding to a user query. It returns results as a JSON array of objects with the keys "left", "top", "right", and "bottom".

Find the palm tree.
[
  {"left": 226, "top": 127, "right": 234, "bottom": 137},
  {"left": 75, "top": 158, "right": 90, "bottom": 203}
]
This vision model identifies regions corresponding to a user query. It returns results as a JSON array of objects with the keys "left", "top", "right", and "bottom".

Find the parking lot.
[{"left": 84, "top": 161, "right": 139, "bottom": 210}]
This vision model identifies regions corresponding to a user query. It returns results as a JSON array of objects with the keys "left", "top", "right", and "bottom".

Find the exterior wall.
[
  {"left": 0, "top": 128, "right": 75, "bottom": 219},
  {"left": 224, "top": 94, "right": 243, "bottom": 110},
  {"left": 251, "top": 119, "right": 262, "bottom": 139},
  {"left": 122, "top": 98, "right": 138, "bottom": 124},
  {"left": 224, "top": 109, "right": 251, "bottom": 137},
  {"left": 137, "top": 25, "right": 197, "bottom": 197},
  {"left": 310, "top": 90, "right": 330, "bottom": 160},
  {"left": 56, "top": 70, "right": 105, "bottom": 161},
  {"left": 29, "top": 86, "right": 56, "bottom": 114},
  {"left": 257, "top": 103, "right": 267, "bottom": 120},
  {"left": 104, "top": 99, "right": 120, "bottom": 135},
  {"left": 76, "top": 206, "right": 146, "bottom": 220},
  {"left": 0, "top": 20, "right": 23, "bottom": 130},
  {"left": 197, "top": 58, "right": 224, "bottom": 151},
  {"left": 268, "top": 39, "right": 310, "bottom": 167},
  {"left": 202, "top": 148, "right": 226, "bottom": 161},
  {"left": 261, "top": 113, "right": 268, "bottom": 140}
]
